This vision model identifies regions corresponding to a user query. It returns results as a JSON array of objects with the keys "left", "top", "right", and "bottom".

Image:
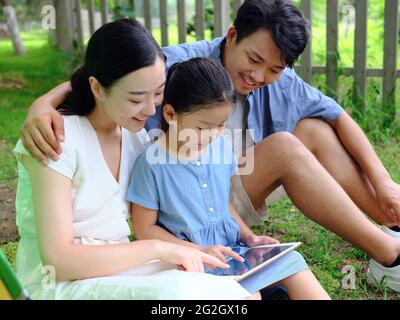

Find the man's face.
[{"left": 223, "top": 27, "right": 286, "bottom": 95}]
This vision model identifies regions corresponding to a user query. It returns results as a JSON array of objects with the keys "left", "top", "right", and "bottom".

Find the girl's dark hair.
[
  {"left": 234, "top": 0, "right": 309, "bottom": 68},
  {"left": 162, "top": 57, "right": 235, "bottom": 131},
  {"left": 59, "top": 18, "right": 163, "bottom": 115}
]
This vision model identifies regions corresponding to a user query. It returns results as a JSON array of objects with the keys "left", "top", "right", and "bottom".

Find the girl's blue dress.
[{"left": 127, "top": 135, "right": 308, "bottom": 294}]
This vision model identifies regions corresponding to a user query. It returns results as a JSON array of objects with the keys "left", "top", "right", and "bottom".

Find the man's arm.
[
  {"left": 20, "top": 81, "right": 71, "bottom": 165},
  {"left": 289, "top": 69, "right": 400, "bottom": 224},
  {"left": 329, "top": 112, "right": 400, "bottom": 224}
]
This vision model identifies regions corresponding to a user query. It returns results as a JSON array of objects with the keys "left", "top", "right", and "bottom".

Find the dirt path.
[
  {"left": 0, "top": 138, "right": 18, "bottom": 244},
  {"left": 0, "top": 184, "right": 18, "bottom": 244}
]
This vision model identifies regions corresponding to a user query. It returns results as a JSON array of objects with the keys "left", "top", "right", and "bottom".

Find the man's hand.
[
  {"left": 375, "top": 179, "right": 400, "bottom": 226},
  {"left": 20, "top": 102, "right": 65, "bottom": 165}
]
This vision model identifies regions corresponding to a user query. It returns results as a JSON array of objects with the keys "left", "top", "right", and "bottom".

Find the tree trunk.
[
  {"left": 54, "top": 0, "right": 75, "bottom": 53},
  {"left": 1, "top": 0, "right": 26, "bottom": 55}
]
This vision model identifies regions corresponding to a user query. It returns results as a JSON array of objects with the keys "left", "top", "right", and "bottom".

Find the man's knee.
[
  {"left": 267, "top": 131, "right": 301, "bottom": 148},
  {"left": 294, "top": 118, "right": 337, "bottom": 152},
  {"left": 295, "top": 118, "right": 331, "bottom": 133},
  {"left": 262, "top": 132, "right": 309, "bottom": 160}
]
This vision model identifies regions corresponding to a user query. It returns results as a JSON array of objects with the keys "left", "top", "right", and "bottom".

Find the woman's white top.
[{"left": 14, "top": 116, "right": 148, "bottom": 243}]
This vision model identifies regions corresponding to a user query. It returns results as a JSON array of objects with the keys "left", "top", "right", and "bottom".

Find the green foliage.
[
  {"left": 186, "top": 6, "right": 215, "bottom": 38},
  {"left": 0, "top": 242, "right": 18, "bottom": 267},
  {"left": 0, "top": 0, "right": 50, "bottom": 30},
  {"left": 186, "top": 0, "right": 238, "bottom": 39},
  {"left": 112, "top": 4, "right": 136, "bottom": 21},
  {"left": 255, "top": 199, "right": 400, "bottom": 300},
  {"left": 310, "top": 0, "right": 399, "bottom": 68}
]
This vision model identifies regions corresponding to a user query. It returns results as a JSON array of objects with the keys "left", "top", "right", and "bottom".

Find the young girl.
[{"left": 127, "top": 58, "right": 331, "bottom": 300}]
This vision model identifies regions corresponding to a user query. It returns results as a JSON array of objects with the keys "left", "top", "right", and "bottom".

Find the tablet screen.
[{"left": 205, "top": 243, "right": 299, "bottom": 278}]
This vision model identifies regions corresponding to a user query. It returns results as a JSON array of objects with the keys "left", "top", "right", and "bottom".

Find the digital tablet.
[{"left": 206, "top": 242, "right": 302, "bottom": 281}]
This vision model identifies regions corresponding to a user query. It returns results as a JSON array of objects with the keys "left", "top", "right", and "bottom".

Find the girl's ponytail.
[
  {"left": 165, "top": 63, "right": 180, "bottom": 86},
  {"left": 160, "top": 63, "right": 180, "bottom": 131}
]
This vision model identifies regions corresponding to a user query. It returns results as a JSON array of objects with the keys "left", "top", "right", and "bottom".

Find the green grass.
[
  {"left": 255, "top": 198, "right": 400, "bottom": 300},
  {"left": 253, "top": 138, "right": 400, "bottom": 300},
  {"left": 0, "top": 31, "right": 68, "bottom": 265},
  {"left": 1, "top": 241, "right": 18, "bottom": 268},
  {"left": 1, "top": 26, "right": 400, "bottom": 300},
  {"left": 0, "top": 31, "right": 67, "bottom": 138},
  {"left": 0, "top": 30, "right": 67, "bottom": 186}
]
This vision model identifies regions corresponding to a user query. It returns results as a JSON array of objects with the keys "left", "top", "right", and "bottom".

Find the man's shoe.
[
  {"left": 366, "top": 225, "right": 400, "bottom": 292},
  {"left": 381, "top": 225, "right": 400, "bottom": 241},
  {"left": 367, "top": 259, "right": 400, "bottom": 292}
]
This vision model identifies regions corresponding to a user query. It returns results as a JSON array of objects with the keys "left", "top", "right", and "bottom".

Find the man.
[{"left": 20, "top": 0, "right": 400, "bottom": 291}]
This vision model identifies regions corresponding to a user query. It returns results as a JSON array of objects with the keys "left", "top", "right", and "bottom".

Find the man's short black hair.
[{"left": 233, "top": 0, "right": 310, "bottom": 68}]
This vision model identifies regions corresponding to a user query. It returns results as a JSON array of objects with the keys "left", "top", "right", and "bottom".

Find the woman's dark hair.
[
  {"left": 161, "top": 57, "right": 235, "bottom": 131},
  {"left": 59, "top": 18, "right": 164, "bottom": 115},
  {"left": 233, "top": 0, "right": 309, "bottom": 68}
]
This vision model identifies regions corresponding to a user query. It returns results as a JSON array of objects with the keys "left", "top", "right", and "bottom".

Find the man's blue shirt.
[{"left": 145, "top": 37, "right": 343, "bottom": 144}]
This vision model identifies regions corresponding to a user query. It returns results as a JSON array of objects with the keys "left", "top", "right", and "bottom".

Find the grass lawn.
[
  {"left": 0, "top": 30, "right": 68, "bottom": 259},
  {"left": 1, "top": 29, "right": 400, "bottom": 300}
]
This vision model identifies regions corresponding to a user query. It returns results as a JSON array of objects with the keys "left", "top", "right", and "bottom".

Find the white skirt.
[
  {"left": 19, "top": 237, "right": 251, "bottom": 300},
  {"left": 31, "top": 260, "right": 251, "bottom": 300}
]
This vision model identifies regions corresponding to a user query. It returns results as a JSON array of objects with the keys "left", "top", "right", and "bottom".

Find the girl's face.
[
  {"left": 166, "top": 102, "right": 232, "bottom": 151},
  {"left": 97, "top": 56, "right": 166, "bottom": 132}
]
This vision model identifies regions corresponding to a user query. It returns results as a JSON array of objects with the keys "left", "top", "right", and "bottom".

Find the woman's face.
[{"left": 102, "top": 55, "right": 166, "bottom": 132}]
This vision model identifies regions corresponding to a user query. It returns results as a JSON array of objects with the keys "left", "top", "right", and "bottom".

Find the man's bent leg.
[
  {"left": 293, "top": 118, "right": 396, "bottom": 227},
  {"left": 238, "top": 132, "right": 400, "bottom": 266}
]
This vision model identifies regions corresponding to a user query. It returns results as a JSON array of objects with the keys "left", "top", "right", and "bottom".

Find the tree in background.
[{"left": 0, "top": 0, "right": 26, "bottom": 55}]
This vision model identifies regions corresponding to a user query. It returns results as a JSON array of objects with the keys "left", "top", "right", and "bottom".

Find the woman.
[{"left": 13, "top": 19, "right": 251, "bottom": 300}]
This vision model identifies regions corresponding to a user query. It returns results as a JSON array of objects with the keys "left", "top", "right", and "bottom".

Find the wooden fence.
[{"left": 53, "top": 0, "right": 400, "bottom": 111}]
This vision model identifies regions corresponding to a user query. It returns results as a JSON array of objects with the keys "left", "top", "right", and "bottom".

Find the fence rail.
[{"left": 54, "top": 0, "right": 400, "bottom": 112}]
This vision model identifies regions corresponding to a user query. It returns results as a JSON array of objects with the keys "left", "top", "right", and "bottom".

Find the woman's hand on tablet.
[
  {"left": 160, "top": 242, "right": 230, "bottom": 273},
  {"left": 200, "top": 245, "right": 245, "bottom": 264}
]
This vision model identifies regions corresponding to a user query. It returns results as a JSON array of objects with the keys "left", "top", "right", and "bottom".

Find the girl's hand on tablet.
[
  {"left": 244, "top": 234, "right": 279, "bottom": 247},
  {"left": 243, "top": 234, "right": 279, "bottom": 266}
]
